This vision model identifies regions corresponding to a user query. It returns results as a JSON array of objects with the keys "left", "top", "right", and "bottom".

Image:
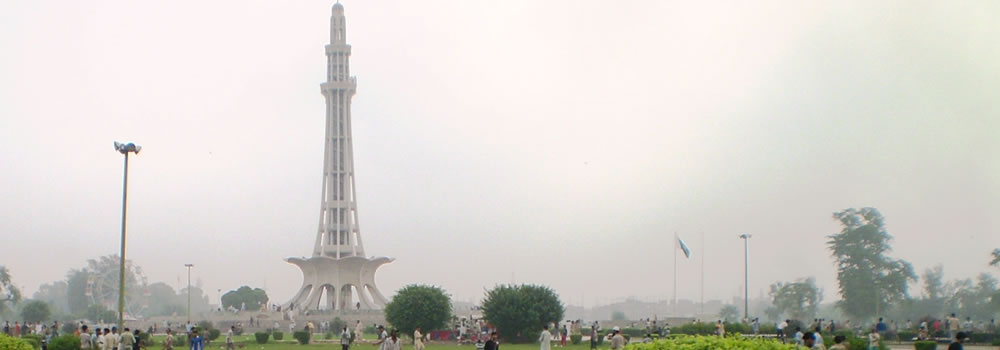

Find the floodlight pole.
[
  {"left": 115, "top": 141, "right": 140, "bottom": 328},
  {"left": 739, "top": 234, "right": 752, "bottom": 322},
  {"left": 185, "top": 264, "right": 194, "bottom": 325}
]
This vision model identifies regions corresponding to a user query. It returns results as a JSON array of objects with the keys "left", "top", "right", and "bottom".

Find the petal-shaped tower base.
[{"left": 284, "top": 256, "right": 393, "bottom": 311}]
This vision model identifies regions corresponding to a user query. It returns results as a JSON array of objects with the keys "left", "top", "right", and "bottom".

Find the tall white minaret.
[{"left": 315, "top": 2, "right": 362, "bottom": 258}]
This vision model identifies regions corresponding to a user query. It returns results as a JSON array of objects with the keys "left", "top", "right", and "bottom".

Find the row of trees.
[
  {"left": 384, "top": 284, "right": 564, "bottom": 343},
  {"left": 764, "top": 207, "right": 1000, "bottom": 323},
  {"left": 1, "top": 256, "right": 271, "bottom": 323}
]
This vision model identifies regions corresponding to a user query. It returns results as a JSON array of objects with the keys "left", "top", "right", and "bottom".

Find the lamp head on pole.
[
  {"left": 184, "top": 264, "right": 194, "bottom": 268},
  {"left": 739, "top": 234, "right": 752, "bottom": 239},
  {"left": 114, "top": 141, "right": 142, "bottom": 155}
]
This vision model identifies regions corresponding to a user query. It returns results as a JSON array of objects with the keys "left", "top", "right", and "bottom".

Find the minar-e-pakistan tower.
[{"left": 285, "top": 2, "right": 393, "bottom": 311}]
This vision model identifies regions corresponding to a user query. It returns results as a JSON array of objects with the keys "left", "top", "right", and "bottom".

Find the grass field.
[{"left": 142, "top": 335, "right": 594, "bottom": 350}]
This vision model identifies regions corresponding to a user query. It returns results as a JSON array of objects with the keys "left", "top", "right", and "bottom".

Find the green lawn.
[{"left": 142, "top": 336, "right": 594, "bottom": 350}]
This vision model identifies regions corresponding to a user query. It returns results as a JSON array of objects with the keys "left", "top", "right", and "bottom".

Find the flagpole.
[
  {"left": 700, "top": 231, "right": 704, "bottom": 318},
  {"left": 673, "top": 232, "right": 678, "bottom": 317}
]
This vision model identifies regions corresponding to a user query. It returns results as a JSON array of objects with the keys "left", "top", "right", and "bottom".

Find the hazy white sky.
[{"left": 1, "top": 0, "right": 998, "bottom": 309}]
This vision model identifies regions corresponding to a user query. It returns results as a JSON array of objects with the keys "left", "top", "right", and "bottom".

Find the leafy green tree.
[
  {"left": 718, "top": 305, "right": 740, "bottom": 322},
  {"left": 1, "top": 265, "right": 22, "bottom": 314},
  {"left": 949, "top": 273, "right": 997, "bottom": 320},
  {"left": 769, "top": 278, "right": 822, "bottom": 321},
  {"left": 384, "top": 285, "right": 452, "bottom": 338},
  {"left": 221, "top": 286, "right": 269, "bottom": 311},
  {"left": 146, "top": 282, "right": 184, "bottom": 317},
  {"left": 85, "top": 304, "right": 118, "bottom": 323},
  {"left": 482, "top": 284, "right": 564, "bottom": 343},
  {"left": 991, "top": 249, "right": 1000, "bottom": 267},
  {"left": 21, "top": 300, "right": 52, "bottom": 322},
  {"left": 827, "top": 207, "right": 915, "bottom": 321},
  {"left": 33, "top": 281, "right": 69, "bottom": 315},
  {"left": 610, "top": 311, "right": 626, "bottom": 321}
]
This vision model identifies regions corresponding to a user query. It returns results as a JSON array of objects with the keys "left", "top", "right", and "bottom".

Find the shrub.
[
  {"left": 20, "top": 335, "right": 42, "bottom": 350},
  {"left": 47, "top": 335, "right": 81, "bottom": 350},
  {"left": 330, "top": 317, "right": 347, "bottom": 333},
  {"left": 293, "top": 331, "right": 310, "bottom": 345},
  {"left": 197, "top": 321, "right": 214, "bottom": 331},
  {"left": 207, "top": 329, "right": 221, "bottom": 341},
  {"left": 0, "top": 334, "right": 35, "bottom": 350},
  {"left": 913, "top": 341, "right": 937, "bottom": 350},
  {"left": 629, "top": 335, "right": 797, "bottom": 350},
  {"left": 364, "top": 326, "right": 376, "bottom": 334},
  {"left": 60, "top": 323, "right": 77, "bottom": 335},
  {"left": 481, "top": 284, "right": 563, "bottom": 343},
  {"left": 254, "top": 332, "right": 270, "bottom": 344},
  {"left": 272, "top": 331, "right": 284, "bottom": 341},
  {"left": 570, "top": 334, "right": 582, "bottom": 345},
  {"left": 384, "top": 285, "right": 452, "bottom": 339}
]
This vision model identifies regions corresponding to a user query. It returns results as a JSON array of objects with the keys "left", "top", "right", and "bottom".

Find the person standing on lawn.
[
  {"left": 538, "top": 325, "right": 552, "bottom": 350},
  {"left": 80, "top": 326, "right": 93, "bottom": 350},
  {"left": 118, "top": 328, "right": 135, "bottom": 350},
  {"left": 608, "top": 327, "right": 625, "bottom": 350},
  {"left": 225, "top": 326, "right": 234, "bottom": 350},
  {"left": 413, "top": 327, "right": 425, "bottom": 350},
  {"left": 189, "top": 329, "right": 203, "bottom": 350},
  {"left": 354, "top": 321, "right": 364, "bottom": 342},
  {"left": 948, "top": 332, "right": 966, "bottom": 350},
  {"left": 589, "top": 327, "right": 598, "bottom": 350},
  {"left": 340, "top": 327, "right": 351, "bottom": 350},
  {"left": 163, "top": 329, "right": 174, "bottom": 350},
  {"left": 484, "top": 332, "right": 499, "bottom": 350}
]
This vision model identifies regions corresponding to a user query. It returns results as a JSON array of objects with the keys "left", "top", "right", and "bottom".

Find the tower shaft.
[{"left": 315, "top": 4, "right": 362, "bottom": 258}]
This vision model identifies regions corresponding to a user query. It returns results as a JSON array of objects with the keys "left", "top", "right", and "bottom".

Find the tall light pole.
[
  {"left": 185, "top": 264, "right": 194, "bottom": 325},
  {"left": 739, "top": 234, "right": 752, "bottom": 322},
  {"left": 114, "top": 141, "right": 141, "bottom": 328}
]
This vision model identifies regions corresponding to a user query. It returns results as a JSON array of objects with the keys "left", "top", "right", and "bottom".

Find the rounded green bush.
[
  {"left": 293, "top": 331, "right": 310, "bottom": 345},
  {"left": 272, "top": 331, "right": 284, "bottom": 341},
  {"left": 913, "top": 341, "right": 937, "bottom": 350},
  {"left": 47, "top": 335, "right": 81, "bottom": 350},
  {"left": 207, "top": 329, "right": 221, "bottom": 341},
  {"left": 20, "top": 334, "right": 42, "bottom": 350},
  {"left": 570, "top": 334, "right": 582, "bottom": 345},
  {"left": 254, "top": 332, "right": 270, "bottom": 344},
  {"left": 0, "top": 334, "right": 35, "bottom": 350}
]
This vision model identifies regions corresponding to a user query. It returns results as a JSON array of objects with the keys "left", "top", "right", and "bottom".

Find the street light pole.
[
  {"left": 114, "top": 141, "right": 141, "bottom": 328},
  {"left": 739, "top": 234, "right": 752, "bottom": 322},
  {"left": 185, "top": 264, "right": 194, "bottom": 325}
]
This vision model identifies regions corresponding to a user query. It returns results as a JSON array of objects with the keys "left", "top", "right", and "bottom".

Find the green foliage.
[
  {"left": 330, "top": 317, "right": 347, "bottom": 333},
  {"left": 292, "top": 331, "right": 310, "bottom": 345},
  {"left": 0, "top": 334, "right": 34, "bottom": 350},
  {"left": 272, "top": 331, "right": 284, "bottom": 341},
  {"left": 991, "top": 249, "right": 1000, "bottom": 267},
  {"left": 207, "top": 329, "right": 221, "bottom": 341},
  {"left": 827, "top": 207, "right": 916, "bottom": 320},
  {"left": 672, "top": 323, "right": 717, "bottom": 336},
  {"left": 254, "top": 332, "right": 270, "bottom": 344},
  {"left": 769, "top": 278, "right": 822, "bottom": 321},
  {"left": 718, "top": 305, "right": 740, "bottom": 322},
  {"left": 20, "top": 335, "right": 42, "bottom": 350},
  {"left": 628, "top": 335, "right": 797, "bottom": 350},
  {"left": 384, "top": 285, "right": 452, "bottom": 338},
  {"left": 0, "top": 266, "right": 23, "bottom": 314},
  {"left": 20, "top": 300, "right": 51, "bottom": 323},
  {"left": 913, "top": 341, "right": 937, "bottom": 350},
  {"left": 611, "top": 311, "right": 626, "bottom": 321},
  {"left": 60, "top": 323, "right": 76, "bottom": 335},
  {"left": 482, "top": 284, "right": 564, "bottom": 343},
  {"left": 570, "top": 334, "right": 581, "bottom": 345},
  {"left": 221, "top": 286, "right": 269, "bottom": 311},
  {"left": 84, "top": 305, "right": 118, "bottom": 325},
  {"left": 197, "top": 321, "right": 214, "bottom": 331},
  {"left": 324, "top": 331, "right": 334, "bottom": 340},
  {"left": 46, "top": 335, "right": 80, "bottom": 350}
]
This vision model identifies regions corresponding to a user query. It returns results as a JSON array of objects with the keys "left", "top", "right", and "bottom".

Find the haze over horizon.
[{"left": 1, "top": 0, "right": 998, "bottom": 311}]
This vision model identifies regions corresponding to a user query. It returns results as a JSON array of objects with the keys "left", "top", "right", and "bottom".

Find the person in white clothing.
[
  {"left": 383, "top": 330, "right": 401, "bottom": 350},
  {"left": 538, "top": 325, "right": 552, "bottom": 350},
  {"left": 413, "top": 327, "right": 425, "bottom": 350}
]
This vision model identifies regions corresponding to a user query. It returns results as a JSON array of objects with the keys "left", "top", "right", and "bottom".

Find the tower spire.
[{"left": 316, "top": 2, "right": 359, "bottom": 258}]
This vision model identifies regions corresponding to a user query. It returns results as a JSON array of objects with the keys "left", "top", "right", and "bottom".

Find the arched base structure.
[{"left": 285, "top": 255, "right": 393, "bottom": 311}]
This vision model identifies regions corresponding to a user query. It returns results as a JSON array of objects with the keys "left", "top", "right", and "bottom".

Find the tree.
[
  {"left": 610, "top": 311, "right": 626, "bottom": 321},
  {"left": 769, "top": 278, "right": 822, "bottom": 321},
  {"left": 0, "top": 265, "right": 22, "bottom": 314},
  {"left": 21, "top": 300, "right": 52, "bottom": 323},
  {"left": 718, "top": 305, "right": 740, "bottom": 322},
  {"left": 949, "top": 273, "right": 997, "bottom": 320},
  {"left": 827, "top": 208, "right": 916, "bottom": 321},
  {"left": 384, "top": 285, "right": 452, "bottom": 337},
  {"left": 33, "top": 281, "right": 69, "bottom": 315},
  {"left": 221, "top": 286, "right": 269, "bottom": 311},
  {"left": 991, "top": 249, "right": 1000, "bottom": 267},
  {"left": 482, "top": 284, "right": 564, "bottom": 343}
]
